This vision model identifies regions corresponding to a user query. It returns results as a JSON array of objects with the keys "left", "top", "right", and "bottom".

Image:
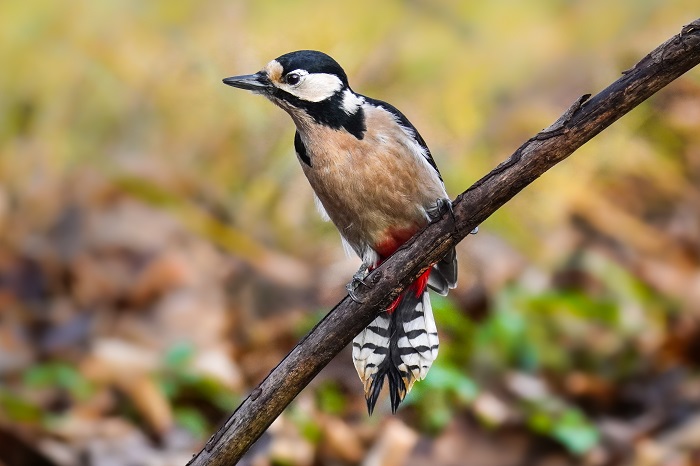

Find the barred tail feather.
[
  {"left": 352, "top": 286, "right": 439, "bottom": 414},
  {"left": 352, "top": 313, "right": 391, "bottom": 411}
]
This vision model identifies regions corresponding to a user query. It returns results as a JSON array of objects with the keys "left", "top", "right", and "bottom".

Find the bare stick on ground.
[{"left": 188, "top": 19, "right": 700, "bottom": 466}]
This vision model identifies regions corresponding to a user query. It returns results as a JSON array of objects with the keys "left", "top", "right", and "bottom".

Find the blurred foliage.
[
  {"left": 24, "top": 363, "right": 96, "bottom": 402},
  {"left": 1, "top": 0, "right": 699, "bottom": 465}
]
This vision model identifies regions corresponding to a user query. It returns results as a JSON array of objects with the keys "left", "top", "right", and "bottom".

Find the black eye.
[{"left": 285, "top": 73, "right": 301, "bottom": 85}]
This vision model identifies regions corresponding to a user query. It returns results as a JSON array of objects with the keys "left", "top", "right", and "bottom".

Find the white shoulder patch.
[{"left": 341, "top": 89, "right": 364, "bottom": 115}]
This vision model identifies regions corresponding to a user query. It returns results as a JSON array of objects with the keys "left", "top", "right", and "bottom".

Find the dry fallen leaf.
[
  {"left": 119, "top": 374, "right": 173, "bottom": 437},
  {"left": 320, "top": 415, "right": 365, "bottom": 463},
  {"left": 362, "top": 419, "right": 419, "bottom": 466}
]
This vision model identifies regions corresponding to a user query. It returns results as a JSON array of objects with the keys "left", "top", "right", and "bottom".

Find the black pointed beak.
[{"left": 222, "top": 72, "right": 272, "bottom": 92}]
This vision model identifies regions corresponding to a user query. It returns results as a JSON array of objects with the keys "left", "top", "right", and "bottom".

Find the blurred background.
[{"left": 1, "top": 1, "right": 699, "bottom": 465}]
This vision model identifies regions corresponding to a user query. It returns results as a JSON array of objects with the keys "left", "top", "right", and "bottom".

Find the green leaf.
[
  {"left": 552, "top": 409, "right": 599, "bottom": 454},
  {"left": 422, "top": 363, "right": 479, "bottom": 402},
  {"left": 0, "top": 390, "right": 43, "bottom": 422},
  {"left": 174, "top": 407, "right": 209, "bottom": 439},
  {"left": 164, "top": 342, "right": 196, "bottom": 368},
  {"left": 316, "top": 381, "right": 346, "bottom": 415},
  {"left": 23, "top": 362, "right": 94, "bottom": 400},
  {"left": 287, "top": 404, "right": 322, "bottom": 443}
]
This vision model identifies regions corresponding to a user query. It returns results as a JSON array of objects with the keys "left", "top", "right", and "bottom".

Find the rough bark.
[{"left": 188, "top": 19, "right": 700, "bottom": 466}]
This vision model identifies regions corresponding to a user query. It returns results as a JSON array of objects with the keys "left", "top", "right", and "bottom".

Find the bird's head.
[{"left": 223, "top": 50, "right": 365, "bottom": 134}]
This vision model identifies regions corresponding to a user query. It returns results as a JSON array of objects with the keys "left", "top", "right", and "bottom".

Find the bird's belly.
[{"left": 303, "top": 145, "right": 443, "bottom": 258}]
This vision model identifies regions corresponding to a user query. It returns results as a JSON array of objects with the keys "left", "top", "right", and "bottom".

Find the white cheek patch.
[{"left": 282, "top": 73, "right": 343, "bottom": 102}]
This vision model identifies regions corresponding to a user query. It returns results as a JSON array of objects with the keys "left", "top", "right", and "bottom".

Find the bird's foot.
[
  {"left": 431, "top": 198, "right": 460, "bottom": 235},
  {"left": 429, "top": 198, "right": 454, "bottom": 222},
  {"left": 346, "top": 263, "right": 371, "bottom": 303},
  {"left": 431, "top": 198, "right": 479, "bottom": 235}
]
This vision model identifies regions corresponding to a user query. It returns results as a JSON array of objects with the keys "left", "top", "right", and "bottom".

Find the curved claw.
[
  {"left": 429, "top": 198, "right": 454, "bottom": 221},
  {"left": 346, "top": 264, "right": 371, "bottom": 303},
  {"left": 346, "top": 283, "right": 365, "bottom": 303},
  {"left": 432, "top": 198, "right": 480, "bottom": 235}
]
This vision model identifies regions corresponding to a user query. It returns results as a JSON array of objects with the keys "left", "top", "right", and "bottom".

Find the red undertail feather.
[
  {"left": 375, "top": 226, "right": 427, "bottom": 315},
  {"left": 412, "top": 268, "right": 431, "bottom": 297},
  {"left": 373, "top": 226, "right": 421, "bottom": 259},
  {"left": 386, "top": 268, "right": 431, "bottom": 314}
]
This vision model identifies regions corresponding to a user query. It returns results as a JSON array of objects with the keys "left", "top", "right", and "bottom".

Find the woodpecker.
[{"left": 224, "top": 50, "right": 463, "bottom": 414}]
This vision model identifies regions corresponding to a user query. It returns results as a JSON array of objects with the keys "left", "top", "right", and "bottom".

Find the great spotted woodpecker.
[{"left": 224, "top": 50, "right": 468, "bottom": 414}]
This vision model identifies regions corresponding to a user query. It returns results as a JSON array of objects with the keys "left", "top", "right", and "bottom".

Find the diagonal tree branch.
[{"left": 188, "top": 19, "right": 700, "bottom": 466}]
